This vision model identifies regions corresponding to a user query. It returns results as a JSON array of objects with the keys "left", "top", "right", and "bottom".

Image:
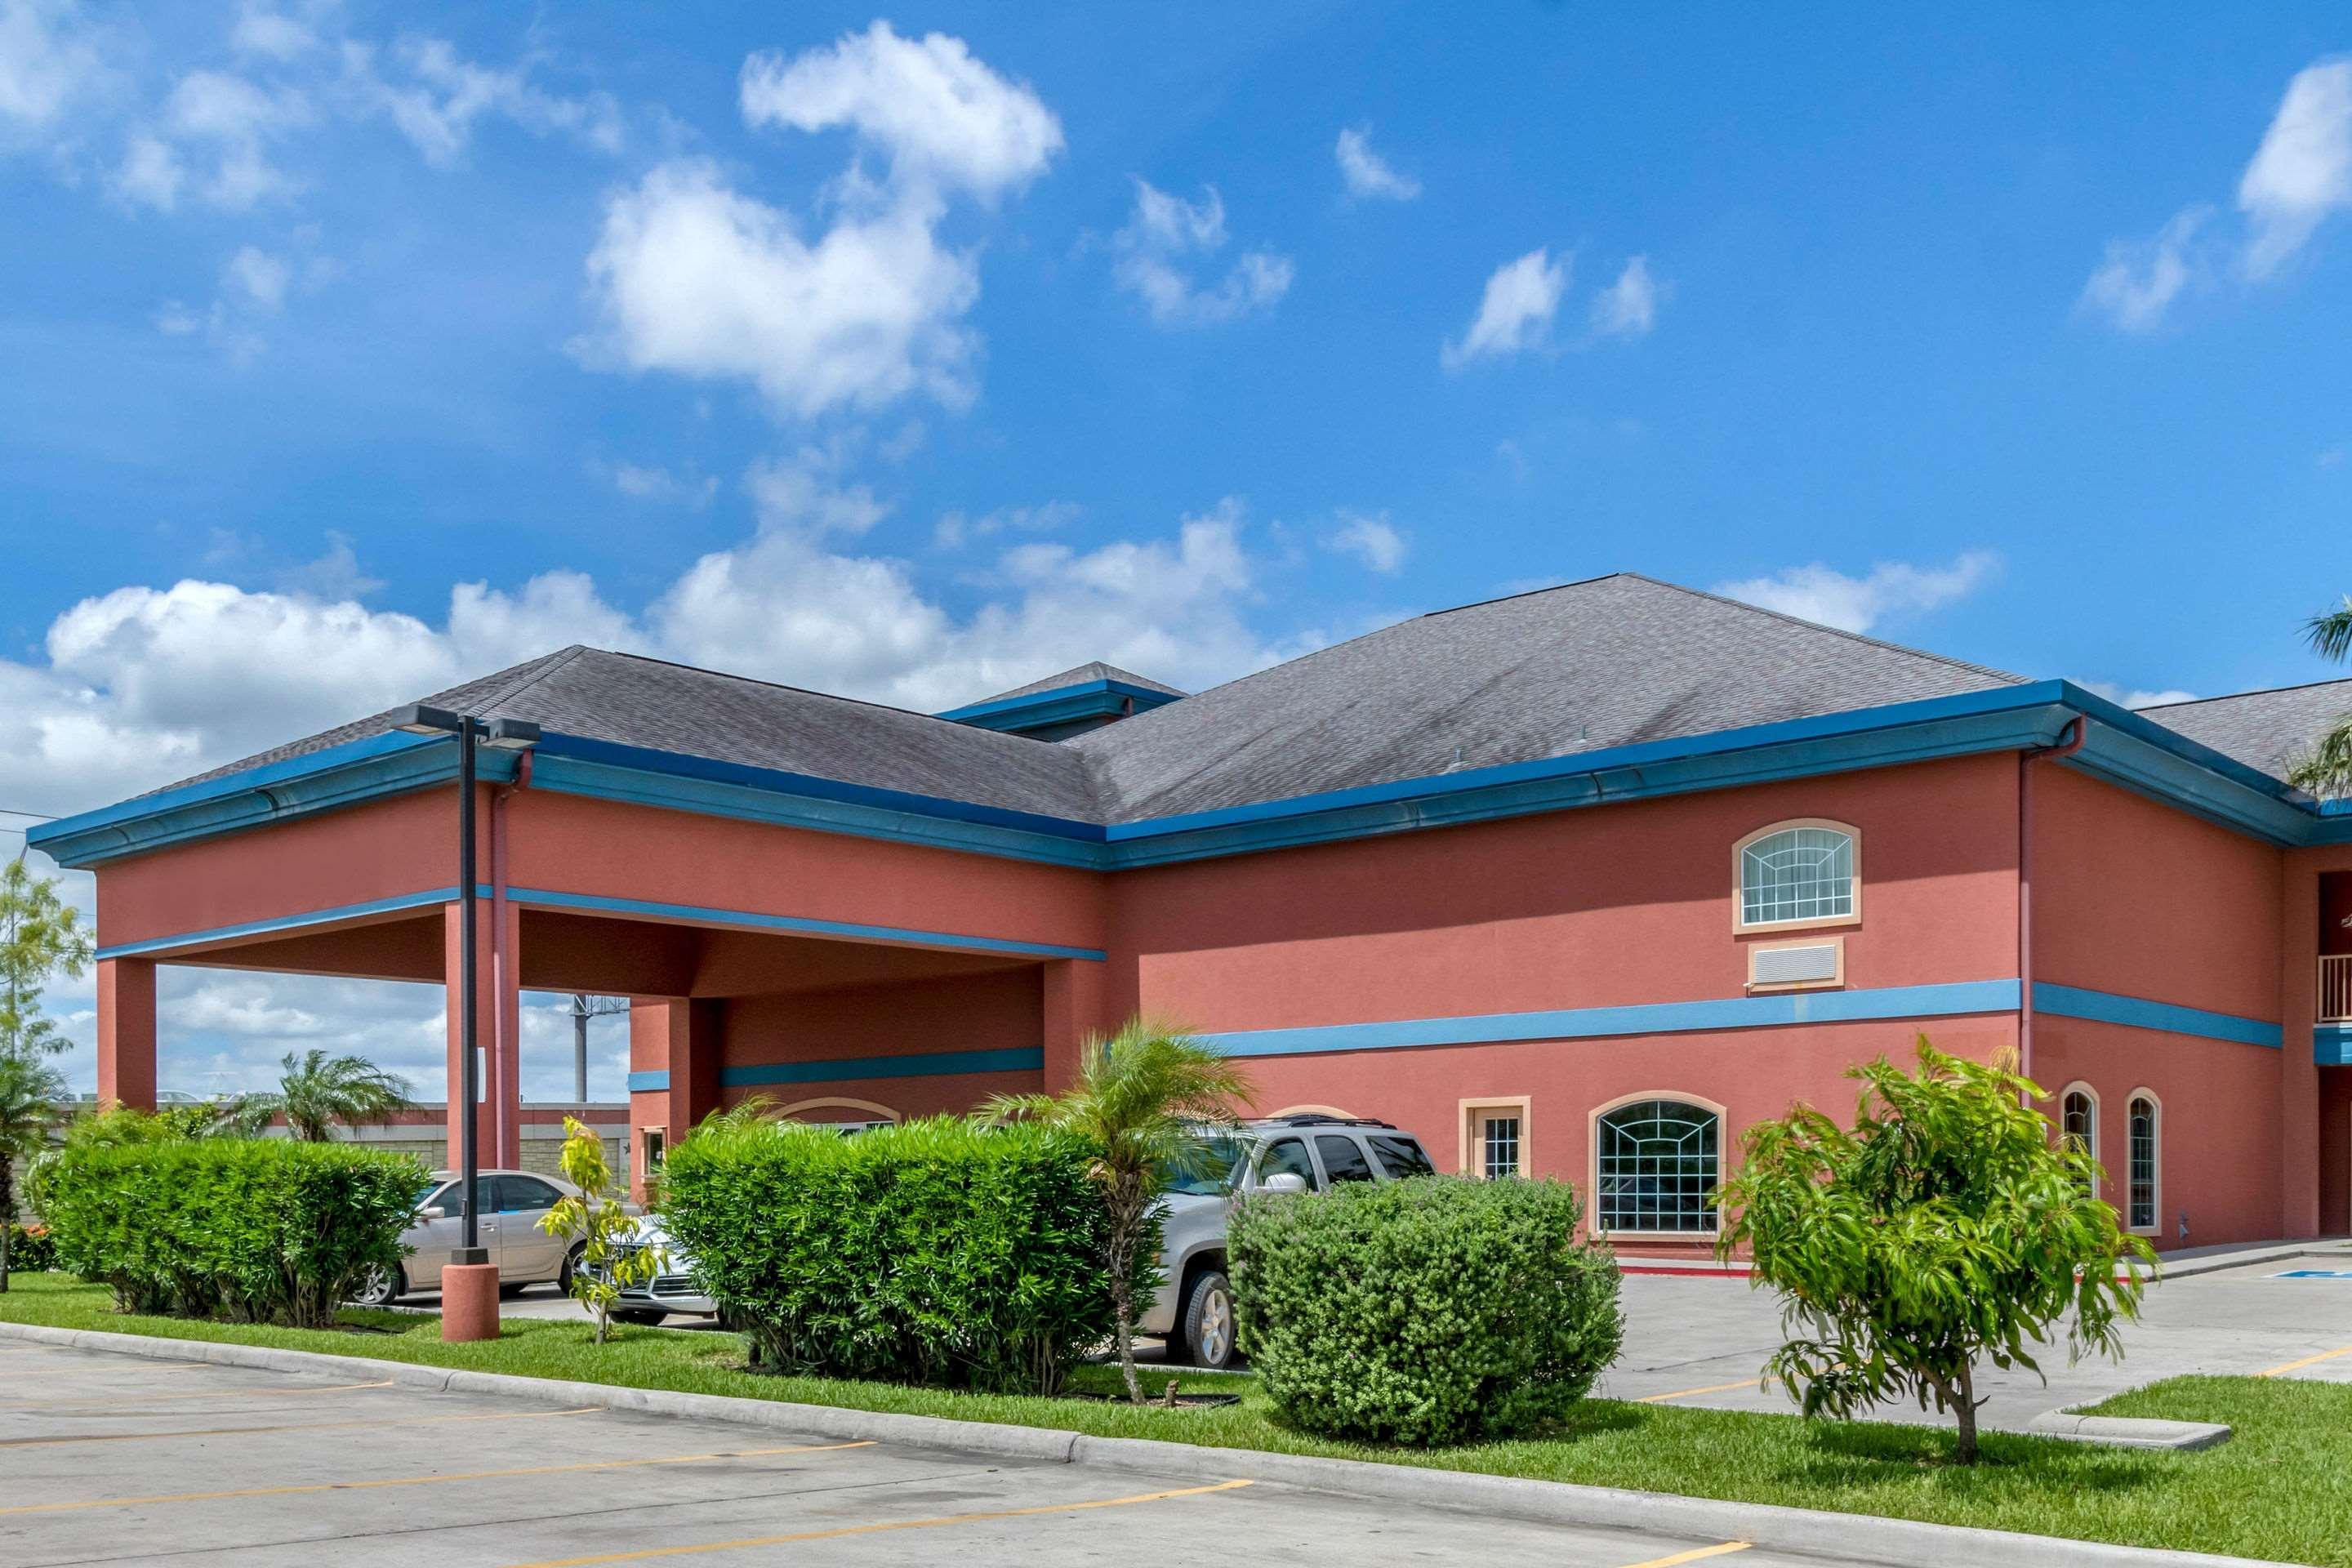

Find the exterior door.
[{"left": 492, "top": 1174, "right": 569, "bottom": 1281}]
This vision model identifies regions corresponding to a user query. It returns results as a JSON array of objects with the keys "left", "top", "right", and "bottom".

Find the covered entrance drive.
[{"left": 72, "top": 737, "right": 1116, "bottom": 1184}]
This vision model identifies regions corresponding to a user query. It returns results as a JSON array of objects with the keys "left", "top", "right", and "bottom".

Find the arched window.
[
  {"left": 2060, "top": 1084, "right": 2099, "bottom": 1197},
  {"left": 2127, "top": 1093, "right": 2160, "bottom": 1234},
  {"left": 1735, "top": 821, "right": 1858, "bottom": 930},
  {"left": 1595, "top": 1098, "right": 1720, "bottom": 1233}
]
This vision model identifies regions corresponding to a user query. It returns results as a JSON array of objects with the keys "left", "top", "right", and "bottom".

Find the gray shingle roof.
[
  {"left": 154, "top": 647, "right": 1103, "bottom": 820},
  {"left": 165, "top": 572, "right": 2209, "bottom": 829},
  {"left": 1066, "top": 573, "right": 2023, "bottom": 820},
  {"left": 2136, "top": 679, "right": 2352, "bottom": 780},
  {"left": 974, "top": 662, "right": 1186, "bottom": 704}
]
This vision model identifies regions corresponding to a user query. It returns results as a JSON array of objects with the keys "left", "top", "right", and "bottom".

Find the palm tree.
[
  {"left": 0, "top": 1049, "right": 67, "bottom": 1292},
  {"left": 983, "top": 1020, "right": 1254, "bottom": 1404},
  {"left": 2290, "top": 598, "right": 2352, "bottom": 796},
  {"left": 225, "top": 1049, "right": 412, "bottom": 1142}
]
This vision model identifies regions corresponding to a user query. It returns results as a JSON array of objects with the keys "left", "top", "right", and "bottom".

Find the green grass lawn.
[{"left": 3, "top": 1272, "right": 2345, "bottom": 1565}]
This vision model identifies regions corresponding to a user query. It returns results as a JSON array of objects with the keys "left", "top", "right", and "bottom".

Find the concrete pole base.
[{"left": 440, "top": 1263, "right": 502, "bottom": 1343}]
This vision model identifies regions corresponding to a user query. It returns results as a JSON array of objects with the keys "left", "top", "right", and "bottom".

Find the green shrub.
[
  {"left": 660, "top": 1115, "right": 1123, "bottom": 1394},
  {"left": 7, "top": 1222, "right": 55, "bottom": 1272},
  {"left": 31, "top": 1138, "right": 425, "bottom": 1327},
  {"left": 1230, "top": 1176, "right": 1624, "bottom": 1445}
]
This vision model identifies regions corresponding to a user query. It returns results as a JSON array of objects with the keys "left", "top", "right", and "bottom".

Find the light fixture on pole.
[{"left": 390, "top": 704, "right": 539, "bottom": 1342}]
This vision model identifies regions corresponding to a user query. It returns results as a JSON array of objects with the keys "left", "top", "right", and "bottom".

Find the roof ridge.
[
  {"left": 2138, "top": 674, "right": 2352, "bottom": 710},
  {"left": 1615, "top": 572, "right": 2025, "bottom": 686},
  {"left": 473, "top": 645, "right": 591, "bottom": 712}
]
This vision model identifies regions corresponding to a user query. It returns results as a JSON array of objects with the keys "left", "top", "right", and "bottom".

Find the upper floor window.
[{"left": 1735, "top": 821, "right": 1858, "bottom": 930}]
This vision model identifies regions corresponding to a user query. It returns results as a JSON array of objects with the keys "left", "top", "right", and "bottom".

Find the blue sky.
[{"left": 7, "top": 2, "right": 2352, "bottom": 1098}]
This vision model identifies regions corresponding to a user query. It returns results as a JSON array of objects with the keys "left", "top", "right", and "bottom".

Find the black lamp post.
[{"left": 390, "top": 705, "right": 540, "bottom": 1267}]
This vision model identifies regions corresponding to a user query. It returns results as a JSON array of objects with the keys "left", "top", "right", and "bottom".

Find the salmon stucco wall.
[
  {"left": 2029, "top": 766, "right": 2284, "bottom": 1021},
  {"left": 1106, "top": 754, "right": 2022, "bottom": 1035},
  {"left": 2031, "top": 1016, "right": 2282, "bottom": 1246}
]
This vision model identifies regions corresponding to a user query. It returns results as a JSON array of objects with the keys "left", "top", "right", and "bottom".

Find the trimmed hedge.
[
  {"left": 660, "top": 1116, "right": 1123, "bottom": 1394},
  {"left": 1230, "top": 1175, "right": 1624, "bottom": 1445},
  {"left": 32, "top": 1139, "right": 425, "bottom": 1327}
]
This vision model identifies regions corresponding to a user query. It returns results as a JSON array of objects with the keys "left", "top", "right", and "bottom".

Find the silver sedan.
[{"left": 350, "top": 1169, "right": 600, "bottom": 1306}]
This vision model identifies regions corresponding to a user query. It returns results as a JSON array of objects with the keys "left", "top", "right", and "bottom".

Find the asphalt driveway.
[
  {"left": 1601, "top": 1254, "right": 2352, "bottom": 1428},
  {"left": 0, "top": 1339, "right": 1829, "bottom": 1568}
]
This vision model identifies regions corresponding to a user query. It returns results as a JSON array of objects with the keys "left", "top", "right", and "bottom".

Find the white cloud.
[
  {"left": 1334, "top": 125, "right": 1419, "bottom": 201},
  {"left": 738, "top": 20, "right": 1062, "bottom": 203},
  {"left": 582, "top": 24, "right": 1058, "bottom": 419},
  {"left": 231, "top": 2, "right": 318, "bottom": 64},
  {"left": 341, "top": 37, "right": 626, "bottom": 168},
  {"left": 608, "top": 461, "right": 718, "bottom": 507},
  {"left": 2079, "top": 205, "right": 2210, "bottom": 332},
  {"left": 1111, "top": 180, "right": 1294, "bottom": 327},
  {"left": 1321, "top": 510, "right": 1406, "bottom": 573},
  {"left": 0, "top": 0, "right": 107, "bottom": 139},
  {"left": 1589, "top": 256, "right": 1660, "bottom": 338},
  {"left": 2077, "top": 679, "right": 2198, "bottom": 710},
  {"left": 147, "top": 69, "right": 310, "bottom": 209},
  {"left": 2240, "top": 59, "right": 2352, "bottom": 278},
  {"left": 225, "top": 243, "right": 289, "bottom": 310},
  {"left": 933, "top": 501, "right": 1077, "bottom": 549},
  {"left": 113, "top": 131, "right": 182, "bottom": 207},
  {"left": 1443, "top": 247, "right": 1567, "bottom": 368},
  {"left": 1710, "top": 551, "right": 2000, "bottom": 634}
]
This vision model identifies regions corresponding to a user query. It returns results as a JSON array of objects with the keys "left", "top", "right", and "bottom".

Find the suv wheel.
[{"left": 1175, "top": 1269, "right": 1237, "bottom": 1370}]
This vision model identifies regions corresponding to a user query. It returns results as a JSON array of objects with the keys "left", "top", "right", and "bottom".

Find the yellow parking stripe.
[
  {"left": 1634, "top": 1378, "right": 1762, "bottom": 1404},
  {"left": 1618, "top": 1545, "right": 1749, "bottom": 1568},
  {"left": 504, "top": 1477, "right": 1256, "bottom": 1566},
  {"left": 2259, "top": 1344, "right": 2352, "bottom": 1377},
  {"left": 0, "top": 1439, "right": 875, "bottom": 1515},
  {"left": 0, "top": 1403, "right": 601, "bottom": 1449},
  {"left": 1, "top": 1378, "right": 396, "bottom": 1409}
]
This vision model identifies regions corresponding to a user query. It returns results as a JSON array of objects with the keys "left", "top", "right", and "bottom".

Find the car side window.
[
  {"left": 1369, "top": 1134, "right": 1436, "bottom": 1179},
  {"left": 1258, "top": 1137, "right": 1319, "bottom": 1191},
  {"left": 497, "top": 1176, "right": 563, "bottom": 1213},
  {"left": 422, "top": 1183, "right": 461, "bottom": 1217},
  {"left": 1316, "top": 1134, "right": 1375, "bottom": 1183}
]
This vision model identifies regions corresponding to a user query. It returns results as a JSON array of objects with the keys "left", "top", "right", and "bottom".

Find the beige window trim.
[
  {"left": 1459, "top": 1096, "right": 1532, "bottom": 1179},
  {"left": 1588, "top": 1090, "right": 1726, "bottom": 1240},
  {"left": 1744, "top": 934, "right": 1846, "bottom": 994},
  {"left": 2124, "top": 1088, "right": 2163, "bottom": 1237}
]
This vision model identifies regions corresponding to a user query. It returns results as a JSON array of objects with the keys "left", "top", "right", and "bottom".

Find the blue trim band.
[
  {"left": 938, "top": 678, "right": 1183, "bottom": 733},
  {"left": 96, "top": 888, "right": 461, "bottom": 960},
  {"left": 2032, "top": 982, "right": 2282, "bottom": 1049},
  {"left": 502, "top": 886, "right": 1105, "bottom": 962},
  {"left": 33, "top": 675, "right": 2347, "bottom": 872},
  {"left": 719, "top": 1047, "right": 1044, "bottom": 1087},
  {"left": 626, "top": 1071, "right": 669, "bottom": 1093},
  {"left": 1199, "top": 979, "right": 2021, "bottom": 1059},
  {"left": 2317, "top": 1024, "right": 2352, "bottom": 1067}
]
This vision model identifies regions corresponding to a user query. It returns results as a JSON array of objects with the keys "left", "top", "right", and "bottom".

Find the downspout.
[
  {"left": 490, "top": 751, "right": 535, "bottom": 1166},
  {"left": 2018, "top": 715, "right": 2087, "bottom": 1087}
]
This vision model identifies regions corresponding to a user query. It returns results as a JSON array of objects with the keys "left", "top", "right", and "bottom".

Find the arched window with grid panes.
[
  {"left": 1593, "top": 1097, "right": 1721, "bottom": 1234},
  {"left": 1734, "top": 820, "right": 1859, "bottom": 931}
]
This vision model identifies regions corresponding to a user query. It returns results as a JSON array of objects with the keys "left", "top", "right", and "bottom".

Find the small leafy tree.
[
  {"left": 537, "top": 1116, "right": 660, "bottom": 1343},
  {"left": 983, "top": 1018, "right": 1254, "bottom": 1404},
  {"left": 0, "top": 1049, "right": 66, "bottom": 1291},
  {"left": 0, "top": 858, "right": 93, "bottom": 1060},
  {"left": 224, "top": 1049, "right": 411, "bottom": 1142},
  {"left": 2288, "top": 597, "right": 2352, "bottom": 795},
  {"left": 1716, "top": 1036, "right": 2154, "bottom": 1463}
]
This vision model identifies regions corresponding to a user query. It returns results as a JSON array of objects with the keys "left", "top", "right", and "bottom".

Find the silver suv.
[{"left": 1141, "top": 1114, "right": 1437, "bottom": 1370}]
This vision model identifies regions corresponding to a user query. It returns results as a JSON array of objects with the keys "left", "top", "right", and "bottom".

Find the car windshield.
[{"left": 1158, "top": 1136, "right": 1245, "bottom": 1196}]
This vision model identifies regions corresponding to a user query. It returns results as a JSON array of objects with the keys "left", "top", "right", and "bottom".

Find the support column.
[
  {"left": 2282, "top": 858, "right": 2323, "bottom": 1239},
  {"left": 443, "top": 902, "right": 500, "bottom": 1171},
  {"left": 96, "top": 957, "right": 158, "bottom": 1112},
  {"left": 1040, "top": 960, "right": 1113, "bottom": 1095},
  {"left": 628, "top": 998, "right": 720, "bottom": 1200},
  {"left": 488, "top": 896, "right": 523, "bottom": 1170}
]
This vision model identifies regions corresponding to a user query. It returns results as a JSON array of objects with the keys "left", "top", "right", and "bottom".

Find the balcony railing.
[{"left": 2322, "top": 955, "right": 2352, "bottom": 1023}]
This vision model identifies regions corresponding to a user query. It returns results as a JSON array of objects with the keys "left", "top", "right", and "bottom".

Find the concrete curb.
[
  {"left": 0, "top": 1321, "right": 2283, "bottom": 1568},
  {"left": 2027, "top": 1412, "right": 2234, "bottom": 1452}
]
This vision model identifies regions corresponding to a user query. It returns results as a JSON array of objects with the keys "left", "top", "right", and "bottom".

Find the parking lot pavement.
[
  {"left": 0, "top": 1342, "right": 1842, "bottom": 1568},
  {"left": 1601, "top": 1259, "right": 2352, "bottom": 1425}
]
